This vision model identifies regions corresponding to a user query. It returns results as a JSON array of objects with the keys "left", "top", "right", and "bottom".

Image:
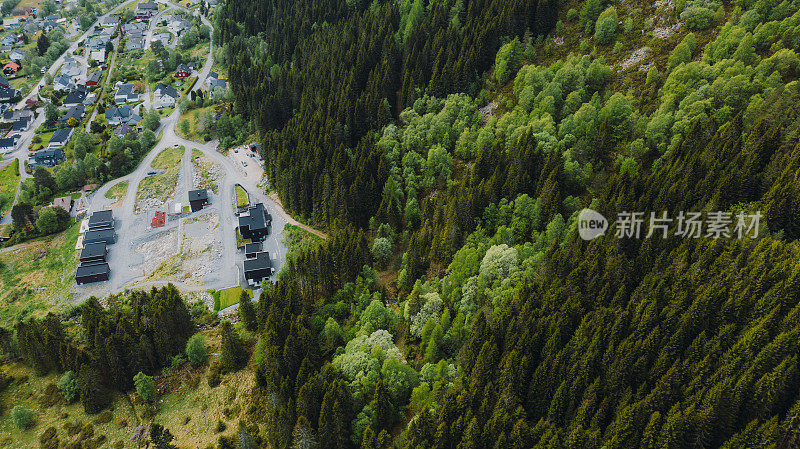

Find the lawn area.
[
  {"left": 0, "top": 159, "right": 20, "bottom": 217},
  {"left": 0, "top": 220, "right": 80, "bottom": 327},
  {"left": 104, "top": 180, "right": 129, "bottom": 207},
  {"left": 213, "top": 286, "right": 251, "bottom": 312},
  {"left": 136, "top": 147, "right": 185, "bottom": 211},
  {"left": 283, "top": 224, "right": 324, "bottom": 264},
  {"left": 235, "top": 185, "right": 248, "bottom": 209},
  {"left": 177, "top": 106, "right": 214, "bottom": 143},
  {"left": 151, "top": 145, "right": 184, "bottom": 170}
]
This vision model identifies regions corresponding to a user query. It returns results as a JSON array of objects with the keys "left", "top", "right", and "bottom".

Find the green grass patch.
[
  {"left": 0, "top": 159, "right": 20, "bottom": 217},
  {"left": 214, "top": 286, "right": 251, "bottom": 312},
  {"left": 151, "top": 146, "right": 185, "bottom": 170},
  {"left": 235, "top": 185, "right": 248, "bottom": 209},
  {"left": 283, "top": 224, "right": 324, "bottom": 264},
  {"left": 104, "top": 180, "right": 129, "bottom": 203},
  {"left": 0, "top": 220, "right": 80, "bottom": 327}
]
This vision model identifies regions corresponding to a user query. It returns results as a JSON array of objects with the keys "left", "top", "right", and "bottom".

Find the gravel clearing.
[{"left": 618, "top": 47, "right": 651, "bottom": 71}]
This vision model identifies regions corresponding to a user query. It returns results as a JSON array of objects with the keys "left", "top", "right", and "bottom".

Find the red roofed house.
[{"left": 3, "top": 62, "right": 20, "bottom": 76}]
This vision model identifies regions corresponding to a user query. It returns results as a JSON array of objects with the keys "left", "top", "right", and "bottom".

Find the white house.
[{"left": 153, "top": 83, "right": 178, "bottom": 109}]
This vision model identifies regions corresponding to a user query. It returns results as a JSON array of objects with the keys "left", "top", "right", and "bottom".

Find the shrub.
[
  {"left": 57, "top": 371, "right": 79, "bottom": 402},
  {"left": 12, "top": 406, "right": 35, "bottom": 429},
  {"left": 186, "top": 334, "right": 209, "bottom": 367},
  {"left": 566, "top": 8, "right": 578, "bottom": 22},
  {"left": 133, "top": 372, "right": 156, "bottom": 403},
  {"left": 594, "top": 7, "right": 618, "bottom": 45},
  {"left": 681, "top": 6, "right": 715, "bottom": 29},
  {"left": 371, "top": 237, "right": 393, "bottom": 268}
]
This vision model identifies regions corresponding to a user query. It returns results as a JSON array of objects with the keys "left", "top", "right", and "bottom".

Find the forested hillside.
[
  {"left": 210, "top": 0, "right": 800, "bottom": 447},
  {"left": 4, "top": 0, "right": 800, "bottom": 447}
]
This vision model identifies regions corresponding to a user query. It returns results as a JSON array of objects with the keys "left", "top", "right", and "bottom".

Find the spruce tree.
[
  {"left": 219, "top": 320, "right": 247, "bottom": 374},
  {"left": 238, "top": 291, "right": 257, "bottom": 332}
]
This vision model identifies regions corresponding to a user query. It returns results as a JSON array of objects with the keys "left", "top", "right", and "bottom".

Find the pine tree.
[
  {"left": 219, "top": 320, "right": 247, "bottom": 374},
  {"left": 238, "top": 291, "right": 257, "bottom": 332}
]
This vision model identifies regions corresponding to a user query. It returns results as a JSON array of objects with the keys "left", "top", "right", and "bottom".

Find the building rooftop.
[
  {"left": 88, "top": 209, "right": 113, "bottom": 226},
  {"left": 238, "top": 203, "right": 270, "bottom": 232},
  {"left": 80, "top": 242, "right": 106, "bottom": 259},
  {"left": 244, "top": 242, "right": 262, "bottom": 255},
  {"left": 76, "top": 262, "right": 109, "bottom": 277},
  {"left": 189, "top": 189, "right": 208, "bottom": 202},
  {"left": 243, "top": 251, "right": 272, "bottom": 273}
]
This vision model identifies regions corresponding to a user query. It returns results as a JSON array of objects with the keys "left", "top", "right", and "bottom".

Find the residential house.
[
  {"left": 2, "top": 108, "right": 31, "bottom": 123},
  {"left": 100, "top": 16, "right": 120, "bottom": 27},
  {"left": 60, "top": 58, "right": 81, "bottom": 80},
  {"left": 0, "top": 45, "right": 10, "bottom": 53},
  {"left": 86, "top": 37, "right": 106, "bottom": 51},
  {"left": 48, "top": 127, "right": 74, "bottom": 149},
  {"left": 53, "top": 73, "right": 73, "bottom": 91},
  {"left": 2, "top": 62, "right": 19, "bottom": 76},
  {"left": 12, "top": 115, "right": 31, "bottom": 134},
  {"left": 124, "top": 22, "right": 146, "bottom": 34},
  {"left": 105, "top": 105, "right": 142, "bottom": 126},
  {"left": 126, "top": 37, "right": 144, "bottom": 52},
  {"left": 138, "top": 0, "right": 158, "bottom": 11},
  {"left": 152, "top": 32, "right": 170, "bottom": 46},
  {"left": 0, "top": 136, "right": 16, "bottom": 153},
  {"left": 0, "top": 87, "right": 16, "bottom": 102},
  {"left": 42, "top": 20, "right": 58, "bottom": 31},
  {"left": 114, "top": 83, "right": 139, "bottom": 104},
  {"left": 0, "top": 75, "right": 9, "bottom": 89},
  {"left": 60, "top": 104, "right": 85, "bottom": 123},
  {"left": 3, "top": 18, "right": 20, "bottom": 29},
  {"left": 9, "top": 49, "right": 23, "bottom": 62},
  {"left": 75, "top": 262, "right": 110, "bottom": 285},
  {"left": 168, "top": 17, "right": 190, "bottom": 35},
  {"left": 153, "top": 82, "right": 178, "bottom": 108},
  {"left": 63, "top": 87, "right": 88, "bottom": 107},
  {"left": 243, "top": 252, "right": 273, "bottom": 286},
  {"left": 89, "top": 49, "right": 105, "bottom": 62},
  {"left": 174, "top": 63, "right": 191, "bottom": 79},
  {"left": 113, "top": 123, "right": 136, "bottom": 137},
  {"left": 32, "top": 148, "right": 65, "bottom": 167},
  {"left": 238, "top": 203, "right": 272, "bottom": 242},
  {"left": 189, "top": 189, "right": 209, "bottom": 212},
  {"left": 88, "top": 210, "right": 114, "bottom": 230},
  {"left": 52, "top": 196, "right": 73, "bottom": 212},
  {"left": 0, "top": 34, "right": 16, "bottom": 46},
  {"left": 85, "top": 70, "right": 102, "bottom": 87}
]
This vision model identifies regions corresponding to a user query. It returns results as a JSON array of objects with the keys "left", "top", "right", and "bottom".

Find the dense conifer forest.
[{"left": 5, "top": 0, "right": 800, "bottom": 447}]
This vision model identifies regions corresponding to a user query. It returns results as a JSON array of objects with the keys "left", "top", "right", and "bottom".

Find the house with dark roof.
[
  {"left": 48, "top": 127, "right": 74, "bottom": 149},
  {"left": 63, "top": 87, "right": 87, "bottom": 108},
  {"left": 75, "top": 262, "right": 110, "bottom": 284},
  {"left": 12, "top": 115, "right": 31, "bottom": 133},
  {"left": 174, "top": 63, "right": 191, "bottom": 79},
  {"left": 85, "top": 71, "right": 102, "bottom": 87},
  {"left": 114, "top": 83, "right": 139, "bottom": 104},
  {"left": 105, "top": 105, "right": 142, "bottom": 126},
  {"left": 0, "top": 75, "right": 10, "bottom": 89},
  {"left": 113, "top": 123, "right": 136, "bottom": 137},
  {"left": 88, "top": 210, "right": 114, "bottom": 230},
  {"left": 53, "top": 73, "right": 73, "bottom": 91},
  {"left": 238, "top": 203, "right": 272, "bottom": 242},
  {"left": 84, "top": 228, "right": 116, "bottom": 245},
  {"left": 32, "top": 148, "right": 64, "bottom": 167},
  {"left": 189, "top": 189, "right": 208, "bottom": 212},
  {"left": 79, "top": 242, "right": 107, "bottom": 264},
  {"left": 0, "top": 87, "right": 16, "bottom": 103},
  {"left": 100, "top": 16, "right": 120, "bottom": 27},
  {"left": 60, "top": 104, "right": 85, "bottom": 123},
  {"left": 153, "top": 82, "right": 178, "bottom": 108},
  {"left": 244, "top": 242, "right": 262, "bottom": 259},
  {"left": 243, "top": 252, "right": 273, "bottom": 286},
  {"left": 0, "top": 136, "right": 16, "bottom": 153}
]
